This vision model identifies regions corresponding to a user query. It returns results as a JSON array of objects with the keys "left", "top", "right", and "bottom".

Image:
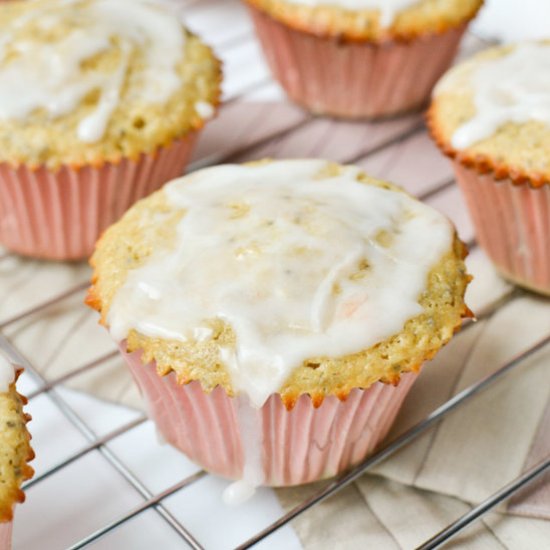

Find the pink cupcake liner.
[
  {"left": 0, "top": 134, "right": 198, "bottom": 261},
  {"left": 453, "top": 162, "right": 550, "bottom": 295},
  {"left": 0, "top": 521, "right": 12, "bottom": 550},
  {"left": 122, "top": 346, "right": 417, "bottom": 486},
  {"left": 247, "top": 5, "right": 467, "bottom": 119}
]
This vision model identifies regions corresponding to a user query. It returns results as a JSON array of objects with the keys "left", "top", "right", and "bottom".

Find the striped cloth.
[{"left": 1, "top": 102, "right": 548, "bottom": 548}]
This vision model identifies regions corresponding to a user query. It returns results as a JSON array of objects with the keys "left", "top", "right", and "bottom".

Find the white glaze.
[
  {"left": 194, "top": 101, "right": 215, "bottom": 120},
  {"left": 222, "top": 396, "right": 265, "bottom": 505},
  {"left": 108, "top": 160, "right": 453, "bottom": 409},
  {"left": 0, "top": 351, "right": 15, "bottom": 393},
  {"left": 0, "top": 0, "right": 185, "bottom": 142},
  {"left": 437, "top": 43, "right": 550, "bottom": 149},
  {"left": 282, "top": 0, "right": 419, "bottom": 27}
]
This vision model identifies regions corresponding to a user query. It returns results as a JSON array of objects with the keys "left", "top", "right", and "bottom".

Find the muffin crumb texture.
[
  {"left": 429, "top": 41, "right": 550, "bottom": 187},
  {"left": 244, "top": 0, "right": 483, "bottom": 41},
  {"left": 0, "top": 381, "right": 34, "bottom": 523},
  {"left": 0, "top": 0, "right": 221, "bottom": 169},
  {"left": 88, "top": 160, "right": 470, "bottom": 409}
]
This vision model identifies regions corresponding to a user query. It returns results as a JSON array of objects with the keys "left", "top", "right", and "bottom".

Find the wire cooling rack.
[{"left": 1, "top": 1, "right": 549, "bottom": 548}]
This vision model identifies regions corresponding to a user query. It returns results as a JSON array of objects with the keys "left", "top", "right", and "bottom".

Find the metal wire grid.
[
  {"left": 0, "top": 6, "right": 548, "bottom": 547},
  {"left": 1, "top": 119, "right": 549, "bottom": 548}
]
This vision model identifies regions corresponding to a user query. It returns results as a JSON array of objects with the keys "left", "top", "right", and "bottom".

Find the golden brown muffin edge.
[
  {"left": 243, "top": 0, "right": 483, "bottom": 42},
  {"left": 0, "top": 0, "right": 222, "bottom": 169},
  {"left": 0, "top": 372, "right": 34, "bottom": 523}
]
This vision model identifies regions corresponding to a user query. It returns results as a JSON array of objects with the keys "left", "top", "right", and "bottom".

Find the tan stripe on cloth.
[
  {"left": 1, "top": 102, "right": 548, "bottom": 547},
  {"left": 2, "top": 227, "right": 548, "bottom": 548}
]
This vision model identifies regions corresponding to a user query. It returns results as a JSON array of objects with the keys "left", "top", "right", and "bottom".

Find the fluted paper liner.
[
  {"left": 247, "top": 5, "right": 467, "bottom": 119},
  {"left": 453, "top": 162, "right": 550, "bottom": 296},
  {"left": 0, "top": 134, "right": 198, "bottom": 261},
  {"left": 0, "top": 521, "right": 12, "bottom": 550},
  {"left": 122, "top": 346, "right": 417, "bottom": 487}
]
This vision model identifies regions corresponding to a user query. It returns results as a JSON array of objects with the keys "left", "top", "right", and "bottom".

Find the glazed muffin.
[
  {"left": 243, "top": 0, "right": 483, "bottom": 118},
  {"left": 0, "top": 0, "right": 221, "bottom": 260},
  {"left": 0, "top": 358, "right": 34, "bottom": 550},
  {"left": 87, "top": 159, "right": 470, "bottom": 498},
  {"left": 429, "top": 41, "right": 550, "bottom": 295}
]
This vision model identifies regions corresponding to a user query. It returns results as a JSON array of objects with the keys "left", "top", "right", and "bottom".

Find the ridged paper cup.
[
  {"left": 246, "top": 4, "right": 468, "bottom": 119},
  {"left": 122, "top": 345, "right": 417, "bottom": 486},
  {"left": 453, "top": 162, "right": 550, "bottom": 296},
  {"left": 0, "top": 134, "right": 198, "bottom": 261},
  {"left": 0, "top": 521, "right": 12, "bottom": 550}
]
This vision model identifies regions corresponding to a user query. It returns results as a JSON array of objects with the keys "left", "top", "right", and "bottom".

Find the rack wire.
[
  {"left": 2, "top": 273, "right": 548, "bottom": 550},
  {"left": 1, "top": 2, "right": 549, "bottom": 548},
  {"left": 2, "top": 212, "right": 548, "bottom": 550}
]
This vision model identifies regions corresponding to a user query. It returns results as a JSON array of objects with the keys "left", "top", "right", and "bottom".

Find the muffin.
[
  {"left": 243, "top": 0, "right": 483, "bottom": 119},
  {"left": 0, "top": 358, "right": 34, "bottom": 550},
  {"left": 0, "top": 0, "right": 221, "bottom": 260},
  {"left": 429, "top": 41, "right": 550, "bottom": 296},
  {"left": 87, "top": 159, "right": 470, "bottom": 498}
]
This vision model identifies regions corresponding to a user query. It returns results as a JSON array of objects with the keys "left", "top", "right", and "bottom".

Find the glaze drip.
[{"left": 222, "top": 396, "right": 265, "bottom": 505}]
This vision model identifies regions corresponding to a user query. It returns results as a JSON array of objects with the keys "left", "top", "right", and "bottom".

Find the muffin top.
[
  {"left": 0, "top": 0, "right": 221, "bottom": 169},
  {"left": 0, "top": 355, "right": 34, "bottom": 523},
  {"left": 88, "top": 160, "right": 469, "bottom": 408},
  {"left": 244, "top": 0, "right": 482, "bottom": 41},
  {"left": 429, "top": 41, "right": 550, "bottom": 187}
]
